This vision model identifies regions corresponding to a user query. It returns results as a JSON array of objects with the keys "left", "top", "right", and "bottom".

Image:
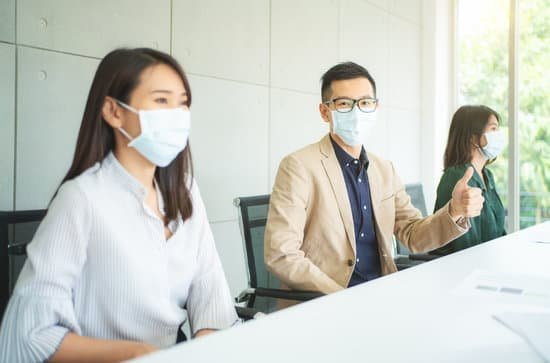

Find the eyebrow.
[{"left": 151, "top": 90, "right": 187, "bottom": 96}]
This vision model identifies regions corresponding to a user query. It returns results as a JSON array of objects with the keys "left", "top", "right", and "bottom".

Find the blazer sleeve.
[
  {"left": 392, "top": 163, "right": 470, "bottom": 253},
  {"left": 431, "top": 168, "right": 479, "bottom": 254},
  {"left": 264, "top": 155, "right": 343, "bottom": 294}
]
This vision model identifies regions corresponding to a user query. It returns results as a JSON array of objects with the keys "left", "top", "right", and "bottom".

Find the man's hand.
[{"left": 449, "top": 166, "right": 484, "bottom": 221}]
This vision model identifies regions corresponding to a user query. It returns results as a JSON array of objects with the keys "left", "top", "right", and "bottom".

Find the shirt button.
[
  {"left": 360, "top": 232, "right": 364, "bottom": 237},
  {"left": 363, "top": 205, "right": 367, "bottom": 210},
  {"left": 347, "top": 259, "right": 354, "bottom": 267},
  {"left": 356, "top": 258, "right": 360, "bottom": 263},
  {"left": 346, "top": 163, "right": 350, "bottom": 167},
  {"left": 354, "top": 160, "right": 358, "bottom": 164},
  {"left": 358, "top": 178, "right": 362, "bottom": 183}
]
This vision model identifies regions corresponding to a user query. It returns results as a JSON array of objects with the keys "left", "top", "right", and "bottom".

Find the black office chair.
[
  {"left": 393, "top": 184, "right": 439, "bottom": 270},
  {"left": 0, "top": 209, "right": 47, "bottom": 318},
  {"left": 234, "top": 195, "right": 323, "bottom": 313}
]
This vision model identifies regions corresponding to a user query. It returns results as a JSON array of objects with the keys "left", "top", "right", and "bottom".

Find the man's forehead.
[{"left": 330, "top": 78, "right": 374, "bottom": 97}]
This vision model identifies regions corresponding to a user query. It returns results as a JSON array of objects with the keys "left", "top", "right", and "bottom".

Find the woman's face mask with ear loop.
[
  {"left": 115, "top": 100, "right": 191, "bottom": 167},
  {"left": 480, "top": 130, "right": 506, "bottom": 160}
]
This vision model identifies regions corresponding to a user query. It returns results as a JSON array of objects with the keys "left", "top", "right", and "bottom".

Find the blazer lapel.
[
  {"left": 319, "top": 134, "right": 356, "bottom": 255},
  {"left": 366, "top": 156, "right": 393, "bottom": 262}
]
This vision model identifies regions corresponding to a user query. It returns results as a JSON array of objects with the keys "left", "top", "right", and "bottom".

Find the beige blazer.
[{"left": 264, "top": 134, "right": 468, "bottom": 294}]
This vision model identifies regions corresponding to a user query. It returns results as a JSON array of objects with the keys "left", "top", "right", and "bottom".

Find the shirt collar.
[
  {"left": 101, "top": 153, "right": 179, "bottom": 230},
  {"left": 330, "top": 135, "right": 369, "bottom": 170},
  {"left": 101, "top": 152, "right": 166, "bottom": 206},
  {"left": 465, "top": 163, "right": 494, "bottom": 191}
]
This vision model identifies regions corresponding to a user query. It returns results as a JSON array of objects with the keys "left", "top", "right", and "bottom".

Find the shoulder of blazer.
[{"left": 282, "top": 134, "right": 331, "bottom": 165}]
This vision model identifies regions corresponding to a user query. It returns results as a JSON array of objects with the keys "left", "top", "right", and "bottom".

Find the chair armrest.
[
  {"left": 254, "top": 287, "right": 323, "bottom": 301},
  {"left": 393, "top": 255, "right": 424, "bottom": 271},
  {"left": 7, "top": 243, "right": 27, "bottom": 256},
  {"left": 235, "top": 306, "right": 261, "bottom": 321},
  {"left": 408, "top": 253, "right": 439, "bottom": 261}
]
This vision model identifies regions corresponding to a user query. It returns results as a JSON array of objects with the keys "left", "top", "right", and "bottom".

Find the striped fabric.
[{"left": 0, "top": 152, "right": 238, "bottom": 362}]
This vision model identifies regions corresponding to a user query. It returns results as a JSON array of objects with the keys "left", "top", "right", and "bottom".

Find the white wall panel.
[
  {"left": 271, "top": 0, "right": 339, "bottom": 93},
  {"left": 0, "top": 0, "right": 15, "bottom": 43},
  {"left": 340, "top": 0, "right": 389, "bottom": 103},
  {"left": 269, "top": 89, "right": 327, "bottom": 186},
  {"left": 391, "top": 0, "right": 422, "bottom": 24},
  {"left": 172, "top": 0, "right": 269, "bottom": 85},
  {"left": 188, "top": 75, "right": 269, "bottom": 222},
  {"left": 17, "top": 0, "right": 170, "bottom": 58},
  {"left": 387, "top": 107, "right": 421, "bottom": 184},
  {"left": 16, "top": 47, "right": 98, "bottom": 209},
  {"left": 364, "top": 105, "right": 389, "bottom": 158},
  {"left": 387, "top": 15, "right": 421, "bottom": 110},
  {"left": 0, "top": 44, "right": 15, "bottom": 210},
  {"left": 363, "top": 0, "right": 389, "bottom": 11}
]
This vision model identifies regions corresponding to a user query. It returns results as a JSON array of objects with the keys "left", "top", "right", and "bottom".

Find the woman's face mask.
[
  {"left": 480, "top": 129, "right": 506, "bottom": 160},
  {"left": 116, "top": 100, "right": 191, "bottom": 167}
]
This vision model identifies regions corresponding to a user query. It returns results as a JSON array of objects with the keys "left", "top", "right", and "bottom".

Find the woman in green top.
[{"left": 431, "top": 105, "right": 507, "bottom": 255}]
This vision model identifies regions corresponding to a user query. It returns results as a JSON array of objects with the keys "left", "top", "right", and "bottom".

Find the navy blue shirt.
[{"left": 330, "top": 137, "right": 381, "bottom": 287}]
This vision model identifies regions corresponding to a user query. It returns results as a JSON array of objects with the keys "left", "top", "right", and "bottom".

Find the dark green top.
[{"left": 431, "top": 164, "right": 506, "bottom": 255}]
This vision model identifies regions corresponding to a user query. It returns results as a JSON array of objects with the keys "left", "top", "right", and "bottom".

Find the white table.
[{"left": 133, "top": 222, "right": 550, "bottom": 363}]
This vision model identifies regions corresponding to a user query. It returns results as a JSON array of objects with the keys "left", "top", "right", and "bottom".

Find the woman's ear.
[
  {"left": 472, "top": 134, "right": 488, "bottom": 148},
  {"left": 102, "top": 97, "right": 123, "bottom": 128},
  {"left": 470, "top": 134, "right": 479, "bottom": 148}
]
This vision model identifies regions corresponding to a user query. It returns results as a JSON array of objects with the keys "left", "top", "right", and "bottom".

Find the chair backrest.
[
  {"left": 405, "top": 183, "right": 428, "bottom": 217},
  {"left": 0, "top": 210, "right": 47, "bottom": 318},
  {"left": 234, "top": 195, "right": 281, "bottom": 311},
  {"left": 395, "top": 184, "right": 428, "bottom": 255}
]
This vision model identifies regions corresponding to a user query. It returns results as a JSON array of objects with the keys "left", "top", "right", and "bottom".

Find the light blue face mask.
[
  {"left": 116, "top": 100, "right": 191, "bottom": 167},
  {"left": 481, "top": 130, "right": 506, "bottom": 160},
  {"left": 331, "top": 109, "right": 377, "bottom": 146}
]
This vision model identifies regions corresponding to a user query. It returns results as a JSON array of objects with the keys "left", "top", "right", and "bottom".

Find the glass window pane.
[
  {"left": 457, "top": 0, "right": 510, "bottom": 217},
  {"left": 518, "top": 0, "right": 550, "bottom": 228}
]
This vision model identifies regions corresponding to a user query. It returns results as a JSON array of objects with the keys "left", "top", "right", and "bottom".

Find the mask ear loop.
[
  {"left": 115, "top": 99, "right": 139, "bottom": 114},
  {"left": 113, "top": 99, "right": 139, "bottom": 142},
  {"left": 117, "top": 127, "right": 134, "bottom": 142}
]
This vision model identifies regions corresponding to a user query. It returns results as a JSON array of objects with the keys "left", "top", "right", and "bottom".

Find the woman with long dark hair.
[
  {"left": 430, "top": 105, "right": 506, "bottom": 256},
  {"left": 0, "top": 48, "right": 237, "bottom": 362}
]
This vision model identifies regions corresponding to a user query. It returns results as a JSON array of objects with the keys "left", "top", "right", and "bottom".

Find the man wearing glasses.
[{"left": 264, "top": 62, "right": 484, "bottom": 295}]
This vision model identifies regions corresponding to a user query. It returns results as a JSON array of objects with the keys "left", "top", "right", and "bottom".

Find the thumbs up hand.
[{"left": 449, "top": 166, "right": 485, "bottom": 221}]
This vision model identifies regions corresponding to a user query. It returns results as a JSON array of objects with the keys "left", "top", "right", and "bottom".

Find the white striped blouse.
[{"left": 0, "top": 152, "right": 238, "bottom": 362}]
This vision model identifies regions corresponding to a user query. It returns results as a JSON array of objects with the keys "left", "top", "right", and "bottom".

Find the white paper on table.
[
  {"left": 452, "top": 269, "right": 550, "bottom": 307},
  {"left": 494, "top": 311, "right": 550, "bottom": 362}
]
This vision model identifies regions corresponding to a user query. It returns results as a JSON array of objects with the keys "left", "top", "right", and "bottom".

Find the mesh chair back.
[{"left": 235, "top": 195, "right": 281, "bottom": 312}]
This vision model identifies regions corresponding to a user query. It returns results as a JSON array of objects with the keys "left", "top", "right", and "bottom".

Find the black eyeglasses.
[{"left": 324, "top": 97, "right": 378, "bottom": 113}]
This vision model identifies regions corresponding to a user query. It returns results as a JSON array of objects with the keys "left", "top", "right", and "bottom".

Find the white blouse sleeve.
[
  {"left": 0, "top": 180, "right": 90, "bottom": 362},
  {"left": 186, "top": 183, "right": 238, "bottom": 336}
]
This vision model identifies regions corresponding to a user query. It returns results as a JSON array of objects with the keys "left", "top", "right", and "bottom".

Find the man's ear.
[
  {"left": 319, "top": 102, "right": 331, "bottom": 123},
  {"left": 102, "top": 97, "right": 123, "bottom": 128}
]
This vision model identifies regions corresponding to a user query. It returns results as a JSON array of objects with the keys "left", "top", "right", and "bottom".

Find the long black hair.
[{"left": 58, "top": 48, "right": 194, "bottom": 223}]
